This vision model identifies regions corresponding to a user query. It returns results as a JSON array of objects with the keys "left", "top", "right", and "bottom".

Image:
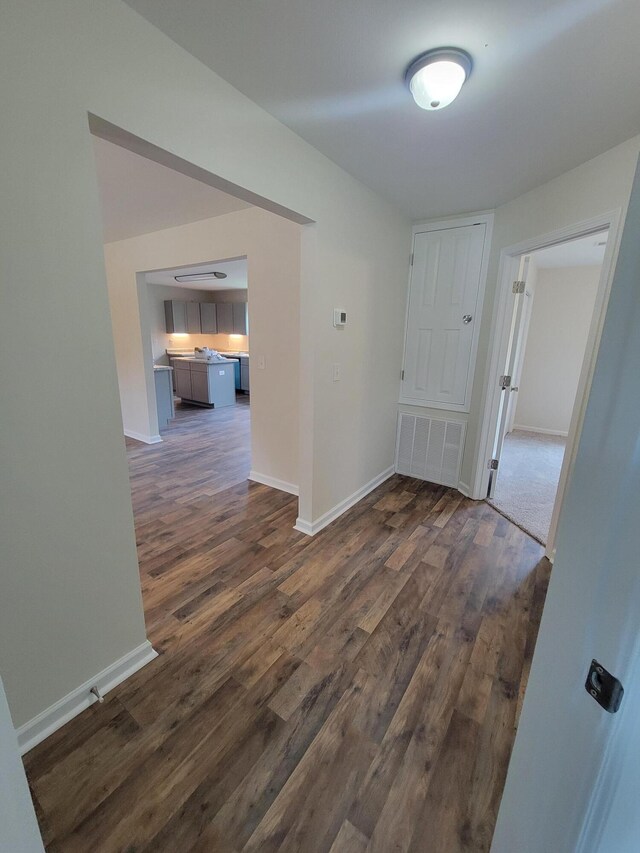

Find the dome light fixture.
[{"left": 405, "top": 48, "right": 472, "bottom": 111}]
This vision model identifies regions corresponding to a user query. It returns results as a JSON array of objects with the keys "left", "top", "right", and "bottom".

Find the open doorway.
[
  {"left": 485, "top": 228, "right": 611, "bottom": 548},
  {"left": 91, "top": 128, "right": 302, "bottom": 498},
  {"left": 146, "top": 258, "right": 249, "bottom": 428},
  {"left": 144, "top": 257, "right": 252, "bottom": 486},
  {"left": 88, "top": 122, "right": 303, "bottom": 647}
]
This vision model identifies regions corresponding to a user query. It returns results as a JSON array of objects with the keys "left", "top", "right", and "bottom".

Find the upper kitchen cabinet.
[
  {"left": 215, "top": 303, "right": 234, "bottom": 334},
  {"left": 164, "top": 300, "right": 187, "bottom": 333},
  {"left": 200, "top": 302, "right": 218, "bottom": 334},
  {"left": 186, "top": 302, "right": 201, "bottom": 333},
  {"left": 232, "top": 303, "right": 248, "bottom": 335},
  {"left": 164, "top": 300, "right": 202, "bottom": 334}
]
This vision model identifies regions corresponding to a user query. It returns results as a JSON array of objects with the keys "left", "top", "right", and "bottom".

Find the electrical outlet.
[
  {"left": 333, "top": 363, "right": 341, "bottom": 382},
  {"left": 257, "top": 355, "right": 266, "bottom": 370}
]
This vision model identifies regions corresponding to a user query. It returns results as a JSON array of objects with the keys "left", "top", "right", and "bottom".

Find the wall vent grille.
[{"left": 395, "top": 413, "right": 465, "bottom": 488}]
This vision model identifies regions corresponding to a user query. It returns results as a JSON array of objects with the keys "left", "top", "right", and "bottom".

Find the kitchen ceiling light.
[
  {"left": 405, "top": 48, "right": 472, "bottom": 111},
  {"left": 174, "top": 271, "right": 227, "bottom": 282}
]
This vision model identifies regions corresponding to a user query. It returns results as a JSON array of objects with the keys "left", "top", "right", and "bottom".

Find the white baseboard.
[
  {"left": 294, "top": 466, "right": 394, "bottom": 536},
  {"left": 248, "top": 471, "right": 299, "bottom": 496},
  {"left": 293, "top": 518, "right": 314, "bottom": 535},
  {"left": 124, "top": 429, "right": 162, "bottom": 444},
  {"left": 17, "top": 640, "right": 157, "bottom": 755},
  {"left": 512, "top": 424, "right": 568, "bottom": 437}
]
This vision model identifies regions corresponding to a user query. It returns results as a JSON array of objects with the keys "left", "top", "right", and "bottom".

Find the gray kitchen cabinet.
[
  {"left": 164, "top": 300, "right": 187, "bottom": 333},
  {"left": 154, "top": 367, "right": 175, "bottom": 428},
  {"left": 186, "top": 302, "right": 201, "bottom": 333},
  {"left": 189, "top": 361, "right": 210, "bottom": 402},
  {"left": 232, "top": 303, "right": 248, "bottom": 335},
  {"left": 173, "top": 359, "right": 236, "bottom": 407},
  {"left": 240, "top": 356, "right": 250, "bottom": 392},
  {"left": 173, "top": 361, "right": 192, "bottom": 399},
  {"left": 200, "top": 302, "right": 217, "bottom": 334},
  {"left": 203, "top": 362, "right": 236, "bottom": 407},
  {"left": 169, "top": 357, "right": 182, "bottom": 391},
  {"left": 215, "top": 303, "right": 233, "bottom": 334}
]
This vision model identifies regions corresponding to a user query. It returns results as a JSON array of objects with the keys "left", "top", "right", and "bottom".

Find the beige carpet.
[{"left": 487, "top": 429, "right": 566, "bottom": 544}]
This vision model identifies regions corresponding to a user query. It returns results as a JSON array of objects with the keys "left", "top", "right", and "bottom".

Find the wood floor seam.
[{"left": 24, "top": 399, "right": 551, "bottom": 852}]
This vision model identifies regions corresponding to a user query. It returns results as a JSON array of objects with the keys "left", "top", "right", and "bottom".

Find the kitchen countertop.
[{"left": 170, "top": 356, "right": 238, "bottom": 364}]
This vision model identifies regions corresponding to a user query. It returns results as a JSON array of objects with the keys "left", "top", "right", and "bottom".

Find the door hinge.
[
  {"left": 488, "top": 458, "right": 499, "bottom": 470},
  {"left": 512, "top": 280, "right": 526, "bottom": 294},
  {"left": 401, "top": 369, "right": 405, "bottom": 380},
  {"left": 499, "top": 374, "right": 512, "bottom": 390},
  {"left": 409, "top": 253, "right": 414, "bottom": 266}
]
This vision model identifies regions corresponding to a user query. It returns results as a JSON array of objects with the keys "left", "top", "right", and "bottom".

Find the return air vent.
[{"left": 395, "top": 413, "right": 465, "bottom": 487}]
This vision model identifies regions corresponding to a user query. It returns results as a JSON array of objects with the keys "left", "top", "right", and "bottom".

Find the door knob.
[
  {"left": 510, "top": 386, "right": 519, "bottom": 392},
  {"left": 462, "top": 314, "right": 473, "bottom": 324}
]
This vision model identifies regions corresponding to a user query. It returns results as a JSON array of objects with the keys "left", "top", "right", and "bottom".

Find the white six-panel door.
[{"left": 401, "top": 223, "right": 486, "bottom": 411}]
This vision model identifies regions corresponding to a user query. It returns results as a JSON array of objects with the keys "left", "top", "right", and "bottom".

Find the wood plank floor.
[{"left": 25, "top": 398, "right": 551, "bottom": 852}]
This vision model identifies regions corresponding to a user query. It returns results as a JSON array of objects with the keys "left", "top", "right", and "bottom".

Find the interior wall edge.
[{"left": 16, "top": 641, "right": 157, "bottom": 756}]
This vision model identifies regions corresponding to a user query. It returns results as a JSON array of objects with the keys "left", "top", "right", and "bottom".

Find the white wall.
[
  {"left": 491, "top": 153, "right": 640, "bottom": 853},
  {"left": 148, "top": 285, "right": 248, "bottom": 363},
  {"left": 461, "top": 137, "right": 640, "bottom": 489},
  {"left": 105, "top": 206, "right": 300, "bottom": 488},
  {"left": 403, "top": 136, "right": 640, "bottom": 493},
  {"left": 513, "top": 265, "right": 600, "bottom": 435},
  {"left": 0, "top": 677, "right": 44, "bottom": 852},
  {"left": 0, "top": 0, "right": 408, "bottom": 729}
]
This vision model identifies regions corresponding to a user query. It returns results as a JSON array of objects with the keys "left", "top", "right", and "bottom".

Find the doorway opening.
[
  {"left": 89, "top": 120, "right": 305, "bottom": 644},
  {"left": 487, "top": 232, "right": 607, "bottom": 544},
  {"left": 143, "top": 256, "right": 252, "bottom": 488},
  {"left": 476, "top": 213, "right": 620, "bottom": 557}
]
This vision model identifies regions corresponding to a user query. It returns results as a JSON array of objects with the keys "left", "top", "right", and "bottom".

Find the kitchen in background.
[{"left": 145, "top": 258, "right": 250, "bottom": 429}]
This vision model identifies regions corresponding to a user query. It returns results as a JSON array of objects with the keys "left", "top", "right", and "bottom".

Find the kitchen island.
[{"left": 170, "top": 357, "right": 237, "bottom": 408}]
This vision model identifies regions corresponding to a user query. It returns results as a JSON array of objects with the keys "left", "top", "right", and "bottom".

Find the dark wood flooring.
[{"left": 25, "top": 397, "right": 551, "bottom": 852}]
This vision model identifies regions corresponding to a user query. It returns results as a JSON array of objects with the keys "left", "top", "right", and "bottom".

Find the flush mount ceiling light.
[
  {"left": 174, "top": 271, "right": 227, "bottom": 282},
  {"left": 405, "top": 48, "right": 472, "bottom": 111}
]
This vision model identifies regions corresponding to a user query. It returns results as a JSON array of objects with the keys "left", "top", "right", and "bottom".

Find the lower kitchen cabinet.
[
  {"left": 154, "top": 367, "right": 175, "bottom": 428},
  {"left": 173, "top": 362, "right": 192, "bottom": 399},
  {"left": 240, "top": 356, "right": 250, "bottom": 392},
  {"left": 174, "top": 359, "right": 236, "bottom": 407}
]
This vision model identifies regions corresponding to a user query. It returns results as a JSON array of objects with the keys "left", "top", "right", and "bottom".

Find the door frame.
[
  {"left": 472, "top": 210, "right": 622, "bottom": 558},
  {"left": 503, "top": 256, "right": 535, "bottom": 436},
  {"left": 400, "top": 211, "right": 494, "bottom": 413}
]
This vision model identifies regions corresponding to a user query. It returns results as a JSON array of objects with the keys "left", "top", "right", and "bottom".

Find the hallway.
[{"left": 24, "top": 405, "right": 550, "bottom": 852}]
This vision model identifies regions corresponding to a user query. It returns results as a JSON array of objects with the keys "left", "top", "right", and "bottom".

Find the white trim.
[
  {"left": 293, "top": 517, "right": 314, "bottom": 535},
  {"left": 124, "top": 429, "right": 162, "bottom": 445},
  {"left": 458, "top": 481, "right": 472, "bottom": 498},
  {"left": 294, "top": 466, "right": 395, "bottom": 536},
  {"left": 17, "top": 641, "right": 157, "bottom": 755},
  {"left": 471, "top": 210, "right": 623, "bottom": 551},
  {"left": 399, "top": 211, "right": 494, "bottom": 414},
  {"left": 248, "top": 471, "right": 299, "bottom": 496},
  {"left": 512, "top": 424, "right": 569, "bottom": 437}
]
